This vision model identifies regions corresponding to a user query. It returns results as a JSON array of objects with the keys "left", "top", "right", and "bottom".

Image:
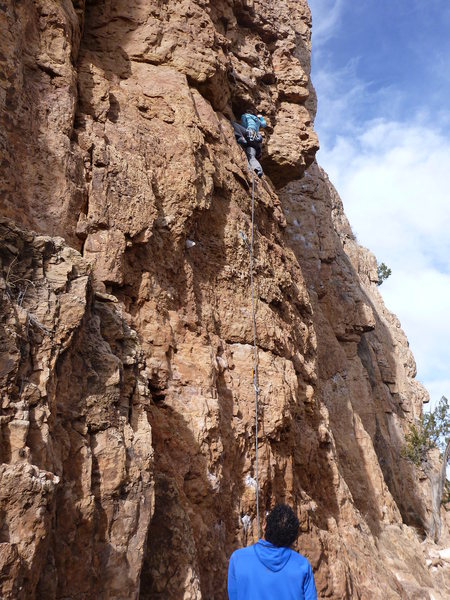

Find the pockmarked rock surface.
[{"left": 0, "top": 1, "right": 449, "bottom": 599}]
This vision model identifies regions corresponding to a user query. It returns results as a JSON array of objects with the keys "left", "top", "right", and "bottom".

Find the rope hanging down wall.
[{"left": 240, "top": 171, "right": 261, "bottom": 540}]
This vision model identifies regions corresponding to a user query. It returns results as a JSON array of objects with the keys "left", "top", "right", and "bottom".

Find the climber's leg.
[{"left": 245, "top": 146, "right": 263, "bottom": 178}]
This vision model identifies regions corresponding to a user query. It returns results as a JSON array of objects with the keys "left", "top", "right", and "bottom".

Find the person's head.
[{"left": 265, "top": 504, "right": 299, "bottom": 547}]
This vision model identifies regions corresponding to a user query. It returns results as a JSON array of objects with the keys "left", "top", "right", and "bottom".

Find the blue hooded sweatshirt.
[
  {"left": 241, "top": 113, "right": 267, "bottom": 132},
  {"left": 228, "top": 540, "right": 317, "bottom": 600}
]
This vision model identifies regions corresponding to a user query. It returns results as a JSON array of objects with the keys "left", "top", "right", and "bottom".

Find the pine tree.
[{"left": 402, "top": 396, "right": 450, "bottom": 542}]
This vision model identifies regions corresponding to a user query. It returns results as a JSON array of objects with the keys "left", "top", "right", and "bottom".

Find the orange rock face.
[{"left": 0, "top": 1, "right": 449, "bottom": 599}]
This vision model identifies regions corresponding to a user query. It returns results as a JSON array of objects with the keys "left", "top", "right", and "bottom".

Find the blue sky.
[
  {"left": 311, "top": 0, "right": 450, "bottom": 139},
  {"left": 309, "top": 0, "right": 450, "bottom": 410}
]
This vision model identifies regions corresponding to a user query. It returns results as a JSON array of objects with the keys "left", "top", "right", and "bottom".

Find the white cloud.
[
  {"left": 382, "top": 268, "right": 450, "bottom": 379},
  {"left": 313, "top": 62, "right": 408, "bottom": 147},
  {"left": 309, "top": 1, "right": 450, "bottom": 412},
  {"left": 309, "top": 0, "right": 345, "bottom": 48},
  {"left": 317, "top": 117, "right": 450, "bottom": 408},
  {"left": 313, "top": 61, "right": 369, "bottom": 134},
  {"left": 322, "top": 120, "right": 450, "bottom": 267},
  {"left": 423, "top": 380, "right": 450, "bottom": 411}
]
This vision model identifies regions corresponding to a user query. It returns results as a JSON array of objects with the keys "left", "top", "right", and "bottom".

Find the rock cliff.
[{"left": 0, "top": 1, "right": 449, "bottom": 598}]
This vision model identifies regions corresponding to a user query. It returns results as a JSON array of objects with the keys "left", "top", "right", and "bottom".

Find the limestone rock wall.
[{"left": 0, "top": 1, "right": 449, "bottom": 599}]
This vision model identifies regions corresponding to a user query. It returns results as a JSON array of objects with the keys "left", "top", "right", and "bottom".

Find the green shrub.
[
  {"left": 402, "top": 422, "right": 432, "bottom": 466},
  {"left": 402, "top": 396, "right": 450, "bottom": 505}
]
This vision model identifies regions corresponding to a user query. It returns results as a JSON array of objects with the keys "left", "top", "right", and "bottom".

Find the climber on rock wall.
[
  {"left": 227, "top": 504, "right": 317, "bottom": 600},
  {"left": 232, "top": 112, "right": 267, "bottom": 178},
  {"left": 241, "top": 112, "right": 267, "bottom": 140}
]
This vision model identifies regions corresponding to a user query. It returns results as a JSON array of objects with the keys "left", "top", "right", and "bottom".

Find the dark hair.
[{"left": 265, "top": 504, "right": 299, "bottom": 547}]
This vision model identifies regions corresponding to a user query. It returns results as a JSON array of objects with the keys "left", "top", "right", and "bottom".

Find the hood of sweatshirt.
[{"left": 253, "top": 540, "right": 292, "bottom": 572}]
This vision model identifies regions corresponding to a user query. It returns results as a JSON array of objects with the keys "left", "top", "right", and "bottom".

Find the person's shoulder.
[
  {"left": 231, "top": 544, "right": 255, "bottom": 559},
  {"left": 230, "top": 544, "right": 259, "bottom": 565},
  {"left": 289, "top": 550, "right": 313, "bottom": 570}
]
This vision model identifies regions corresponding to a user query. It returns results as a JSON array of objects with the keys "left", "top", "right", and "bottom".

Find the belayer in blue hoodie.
[{"left": 227, "top": 504, "right": 317, "bottom": 600}]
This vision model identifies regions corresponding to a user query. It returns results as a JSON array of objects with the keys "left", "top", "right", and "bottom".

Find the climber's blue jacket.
[
  {"left": 228, "top": 540, "right": 317, "bottom": 600},
  {"left": 241, "top": 113, "right": 267, "bottom": 132}
]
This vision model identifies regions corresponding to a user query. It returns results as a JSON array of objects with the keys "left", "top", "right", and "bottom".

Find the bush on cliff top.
[{"left": 377, "top": 262, "right": 392, "bottom": 286}]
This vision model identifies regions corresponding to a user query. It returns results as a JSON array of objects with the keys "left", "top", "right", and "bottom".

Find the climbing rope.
[
  {"left": 240, "top": 170, "right": 261, "bottom": 540},
  {"left": 250, "top": 171, "right": 261, "bottom": 541}
]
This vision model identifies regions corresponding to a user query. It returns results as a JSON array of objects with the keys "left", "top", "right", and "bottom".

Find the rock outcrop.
[
  {"left": 0, "top": 1, "right": 448, "bottom": 599},
  {"left": 0, "top": 221, "right": 154, "bottom": 598}
]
